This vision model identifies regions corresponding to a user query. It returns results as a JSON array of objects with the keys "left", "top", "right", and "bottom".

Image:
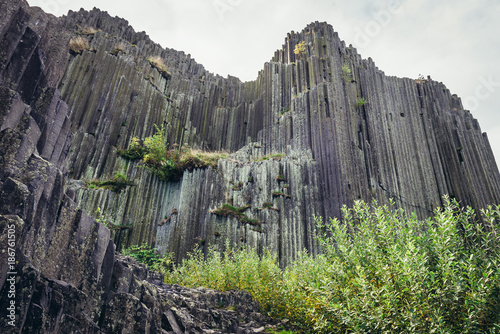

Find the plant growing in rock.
[
  {"left": 79, "top": 26, "right": 98, "bottom": 35},
  {"left": 211, "top": 203, "right": 261, "bottom": 226},
  {"left": 87, "top": 172, "right": 135, "bottom": 193},
  {"left": 147, "top": 55, "right": 170, "bottom": 79},
  {"left": 122, "top": 243, "right": 173, "bottom": 272},
  {"left": 118, "top": 125, "right": 228, "bottom": 182},
  {"left": 341, "top": 61, "right": 352, "bottom": 82},
  {"left": 93, "top": 207, "right": 131, "bottom": 231},
  {"left": 356, "top": 97, "right": 367, "bottom": 107},
  {"left": 117, "top": 137, "right": 146, "bottom": 160},
  {"left": 254, "top": 153, "right": 285, "bottom": 162},
  {"left": 276, "top": 174, "right": 286, "bottom": 181},
  {"left": 293, "top": 41, "right": 307, "bottom": 56},
  {"left": 272, "top": 191, "right": 286, "bottom": 198},
  {"left": 110, "top": 42, "right": 126, "bottom": 55},
  {"left": 211, "top": 204, "right": 251, "bottom": 219},
  {"left": 279, "top": 107, "right": 290, "bottom": 116},
  {"left": 69, "top": 36, "right": 90, "bottom": 54}
]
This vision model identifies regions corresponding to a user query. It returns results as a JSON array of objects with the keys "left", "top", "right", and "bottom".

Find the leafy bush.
[
  {"left": 122, "top": 243, "right": 173, "bottom": 273},
  {"left": 152, "top": 198, "right": 500, "bottom": 333},
  {"left": 300, "top": 197, "right": 500, "bottom": 332}
]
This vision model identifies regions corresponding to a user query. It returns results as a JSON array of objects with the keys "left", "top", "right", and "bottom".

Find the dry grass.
[
  {"left": 69, "top": 36, "right": 90, "bottom": 54},
  {"left": 110, "top": 42, "right": 126, "bottom": 55},
  {"left": 186, "top": 149, "right": 229, "bottom": 167},
  {"left": 80, "top": 26, "right": 98, "bottom": 35},
  {"left": 147, "top": 55, "right": 171, "bottom": 78}
]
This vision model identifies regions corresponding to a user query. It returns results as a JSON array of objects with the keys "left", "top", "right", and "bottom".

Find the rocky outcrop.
[
  {"left": 53, "top": 9, "right": 500, "bottom": 265},
  {"left": 0, "top": 0, "right": 499, "bottom": 332},
  {"left": 0, "top": 1, "right": 287, "bottom": 332}
]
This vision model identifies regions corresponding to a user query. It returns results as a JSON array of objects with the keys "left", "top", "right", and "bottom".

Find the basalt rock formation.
[{"left": 0, "top": 0, "right": 499, "bottom": 332}]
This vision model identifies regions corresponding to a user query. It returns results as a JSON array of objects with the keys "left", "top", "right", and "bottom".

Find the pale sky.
[{"left": 28, "top": 0, "right": 500, "bottom": 164}]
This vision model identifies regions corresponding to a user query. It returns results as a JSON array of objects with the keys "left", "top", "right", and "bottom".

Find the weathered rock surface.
[
  {"left": 0, "top": 0, "right": 499, "bottom": 332},
  {"left": 54, "top": 8, "right": 500, "bottom": 265},
  {"left": 0, "top": 0, "right": 290, "bottom": 332}
]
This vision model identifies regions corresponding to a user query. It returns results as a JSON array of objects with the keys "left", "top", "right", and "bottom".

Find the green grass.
[
  {"left": 86, "top": 172, "right": 134, "bottom": 193},
  {"left": 254, "top": 153, "right": 286, "bottom": 162},
  {"left": 127, "top": 197, "right": 500, "bottom": 333},
  {"left": 211, "top": 204, "right": 260, "bottom": 227}
]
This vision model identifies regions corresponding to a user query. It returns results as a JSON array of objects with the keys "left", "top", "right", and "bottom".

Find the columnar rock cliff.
[
  {"left": 0, "top": 0, "right": 499, "bottom": 332},
  {"left": 56, "top": 7, "right": 500, "bottom": 265}
]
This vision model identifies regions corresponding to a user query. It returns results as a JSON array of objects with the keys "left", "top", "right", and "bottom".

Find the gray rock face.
[
  {"left": 55, "top": 10, "right": 499, "bottom": 265},
  {"left": 0, "top": 0, "right": 499, "bottom": 332}
]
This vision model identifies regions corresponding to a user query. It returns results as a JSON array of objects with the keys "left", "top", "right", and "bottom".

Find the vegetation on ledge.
[
  {"left": 253, "top": 153, "right": 286, "bottom": 162},
  {"left": 146, "top": 55, "right": 171, "bottom": 79},
  {"left": 211, "top": 204, "right": 261, "bottom": 226},
  {"left": 86, "top": 172, "right": 135, "bottom": 193},
  {"left": 117, "top": 125, "right": 228, "bottom": 182},
  {"left": 129, "top": 198, "right": 500, "bottom": 333},
  {"left": 69, "top": 36, "right": 90, "bottom": 54}
]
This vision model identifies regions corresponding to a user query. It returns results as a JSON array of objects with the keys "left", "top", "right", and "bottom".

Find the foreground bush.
[
  {"left": 126, "top": 198, "right": 500, "bottom": 333},
  {"left": 294, "top": 198, "right": 500, "bottom": 333}
]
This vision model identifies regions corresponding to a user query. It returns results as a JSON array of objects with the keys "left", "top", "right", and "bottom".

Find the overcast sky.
[{"left": 28, "top": 0, "right": 500, "bottom": 164}]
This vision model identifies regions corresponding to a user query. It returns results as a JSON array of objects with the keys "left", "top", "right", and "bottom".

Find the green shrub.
[
  {"left": 355, "top": 97, "right": 367, "bottom": 107},
  {"left": 341, "top": 62, "right": 352, "bottom": 82},
  {"left": 141, "top": 198, "right": 500, "bottom": 333},
  {"left": 117, "top": 137, "right": 146, "bottom": 160},
  {"left": 164, "top": 240, "right": 282, "bottom": 310},
  {"left": 304, "top": 197, "right": 500, "bottom": 333},
  {"left": 122, "top": 243, "right": 173, "bottom": 273}
]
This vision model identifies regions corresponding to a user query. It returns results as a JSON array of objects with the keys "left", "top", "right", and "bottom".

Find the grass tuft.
[
  {"left": 147, "top": 55, "right": 171, "bottom": 79},
  {"left": 86, "top": 172, "right": 134, "bottom": 193},
  {"left": 69, "top": 36, "right": 90, "bottom": 55}
]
